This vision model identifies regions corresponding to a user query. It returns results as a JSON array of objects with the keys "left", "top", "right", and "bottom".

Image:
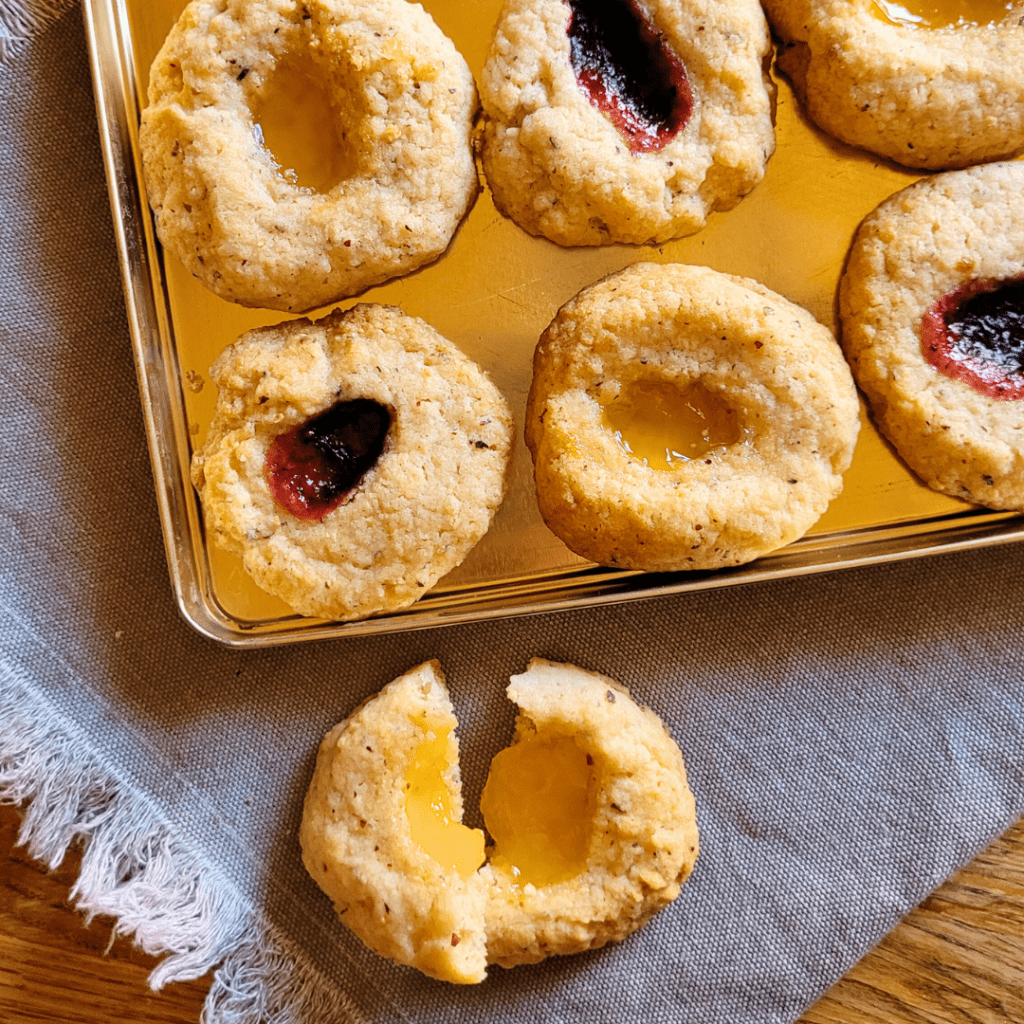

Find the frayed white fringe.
[
  {"left": 0, "top": 661, "right": 363, "bottom": 1024},
  {"left": 0, "top": 0, "right": 76, "bottom": 63},
  {"left": 205, "top": 936, "right": 367, "bottom": 1024}
]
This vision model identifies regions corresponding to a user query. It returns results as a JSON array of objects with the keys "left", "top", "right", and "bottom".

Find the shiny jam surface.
[
  {"left": 480, "top": 733, "right": 598, "bottom": 888},
  {"left": 264, "top": 399, "right": 390, "bottom": 521},
  {"left": 250, "top": 56, "right": 353, "bottom": 191},
  {"left": 566, "top": 0, "right": 693, "bottom": 154},
  {"left": 870, "top": 0, "right": 1013, "bottom": 28},
  {"left": 601, "top": 379, "right": 742, "bottom": 469},
  {"left": 404, "top": 729, "right": 486, "bottom": 878},
  {"left": 921, "top": 276, "right": 1024, "bottom": 399}
]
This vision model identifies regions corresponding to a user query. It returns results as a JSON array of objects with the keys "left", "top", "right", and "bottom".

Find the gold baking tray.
[{"left": 83, "top": 0, "right": 1024, "bottom": 647}]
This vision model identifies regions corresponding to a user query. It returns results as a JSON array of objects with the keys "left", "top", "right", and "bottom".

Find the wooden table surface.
[{"left": 2, "top": 801, "right": 1022, "bottom": 1024}]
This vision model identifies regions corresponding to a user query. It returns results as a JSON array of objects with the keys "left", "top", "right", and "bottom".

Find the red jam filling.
[
  {"left": 265, "top": 399, "right": 391, "bottom": 521},
  {"left": 921, "top": 276, "right": 1024, "bottom": 400},
  {"left": 566, "top": 0, "right": 693, "bottom": 154}
]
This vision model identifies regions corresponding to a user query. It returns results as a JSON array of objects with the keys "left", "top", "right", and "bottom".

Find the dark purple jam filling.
[
  {"left": 265, "top": 398, "right": 391, "bottom": 521},
  {"left": 566, "top": 0, "right": 692, "bottom": 154},
  {"left": 921, "top": 275, "right": 1024, "bottom": 400}
]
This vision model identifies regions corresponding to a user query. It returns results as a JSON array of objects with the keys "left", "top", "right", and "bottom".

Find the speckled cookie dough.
[
  {"left": 190, "top": 304, "right": 513, "bottom": 621},
  {"left": 299, "top": 658, "right": 699, "bottom": 983},
  {"left": 840, "top": 161, "right": 1024, "bottom": 510},
  {"left": 525, "top": 262, "right": 861, "bottom": 570},
  {"left": 477, "top": 0, "right": 776, "bottom": 246},
  {"left": 481, "top": 658, "right": 699, "bottom": 969},
  {"left": 763, "top": 0, "right": 1024, "bottom": 169},
  {"left": 140, "top": 0, "right": 478, "bottom": 312}
]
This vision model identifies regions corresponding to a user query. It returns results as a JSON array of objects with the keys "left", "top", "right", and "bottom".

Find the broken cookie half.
[
  {"left": 299, "top": 658, "right": 699, "bottom": 984},
  {"left": 299, "top": 660, "right": 488, "bottom": 983}
]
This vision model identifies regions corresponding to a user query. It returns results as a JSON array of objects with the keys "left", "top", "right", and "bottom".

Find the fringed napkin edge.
[
  {"left": 0, "top": 0, "right": 77, "bottom": 64},
  {"left": 0, "top": 660, "right": 365, "bottom": 1024}
]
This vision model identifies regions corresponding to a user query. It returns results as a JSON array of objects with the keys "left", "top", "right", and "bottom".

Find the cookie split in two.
[{"left": 299, "top": 659, "right": 700, "bottom": 983}]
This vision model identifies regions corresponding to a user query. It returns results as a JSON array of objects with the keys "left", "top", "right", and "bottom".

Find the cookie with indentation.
[
  {"left": 299, "top": 658, "right": 699, "bottom": 982},
  {"left": 477, "top": 0, "right": 776, "bottom": 245},
  {"left": 140, "top": 0, "right": 478, "bottom": 312},
  {"left": 763, "top": 0, "right": 1024, "bottom": 169},
  {"left": 840, "top": 161, "right": 1024, "bottom": 509},
  {"left": 525, "top": 262, "right": 861, "bottom": 570},
  {"left": 480, "top": 658, "right": 700, "bottom": 969},
  {"left": 190, "top": 303, "right": 512, "bottom": 621}
]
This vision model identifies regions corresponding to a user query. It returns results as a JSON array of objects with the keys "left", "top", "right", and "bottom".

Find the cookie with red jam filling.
[
  {"left": 190, "top": 304, "right": 513, "bottom": 620},
  {"left": 840, "top": 161, "right": 1024, "bottom": 509},
  {"left": 763, "top": 0, "right": 1024, "bottom": 169},
  {"left": 477, "top": 0, "right": 776, "bottom": 246}
]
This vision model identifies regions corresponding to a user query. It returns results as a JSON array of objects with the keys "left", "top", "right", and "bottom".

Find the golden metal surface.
[{"left": 85, "top": 0, "right": 1023, "bottom": 644}]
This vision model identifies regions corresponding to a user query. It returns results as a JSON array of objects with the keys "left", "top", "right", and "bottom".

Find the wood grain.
[
  {"left": 1, "top": 802, "right": 1022, "bottom": 1023},
  {"left": 0, "top": 804, "right": 209, "bottom": 1024}
]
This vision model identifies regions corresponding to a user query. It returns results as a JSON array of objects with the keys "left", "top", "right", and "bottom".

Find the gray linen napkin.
[{"left": 3, "top": 7, "right": 1024, "bottom": 1024}]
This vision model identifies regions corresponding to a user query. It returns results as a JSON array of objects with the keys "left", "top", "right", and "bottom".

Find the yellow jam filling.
[
  {"left": 869, "top": 0, "right": 1012, "bottom": 28},
  {"left": 250, "top": 56, "right": 353, "bottom": 192},
  {"left": 601, "top": 379, "right": 741, "bottom": 470},
  {"left": 404, "top": 729, "right": 486, "bottom": 878},
  {"left": 480, "top": 733, "right": 598, "bottom": 887}
]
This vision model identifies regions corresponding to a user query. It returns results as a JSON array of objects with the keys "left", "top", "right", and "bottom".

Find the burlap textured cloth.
[{"left": 2, "top": 6, "right": 1024, "bottom": 1023}]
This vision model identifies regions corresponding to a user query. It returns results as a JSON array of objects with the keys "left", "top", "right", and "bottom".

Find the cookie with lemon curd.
[
  {"left": 300, "top": 658, "right": 699, "bottom": 981},
  {"left": 140, "top": 0, "right": 478, "bottom": 312},
  {"left": 763, "top": 0, "right": 1024, "bottom": 169},
  {"left": 525, "top": 263, "right": 861, "bottom": 572},
  {"left": 477, "top": 0, "right": 776, "bottom": 246},
  {"left": 840, "top": 161, "right": 1024, "bottom": 510},
  {"left": 480, "top": 658, "right": 699, "bottom": 968},
  {"left": 299, "top": 661, "right": 489, "bottom": 984}
]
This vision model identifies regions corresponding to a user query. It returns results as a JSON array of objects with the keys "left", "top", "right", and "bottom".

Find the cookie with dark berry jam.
[
  {"left": 921, "top": 276, "right": 1024, "bottom": 401},
  {"left": 841, "top": 161, "right": 1024, "bottom": 510},
  {"left": 265, "top": 399, "right": 392, "bottom": 522},
  {"left": 190, "top": 304, "right": 513, "bottom": 621},
  {"left": 478, "top": 0, "right": 775, "bottom": 246},
  {"left": 565, "top": 0, "right": 693, "bottom": 156}
]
